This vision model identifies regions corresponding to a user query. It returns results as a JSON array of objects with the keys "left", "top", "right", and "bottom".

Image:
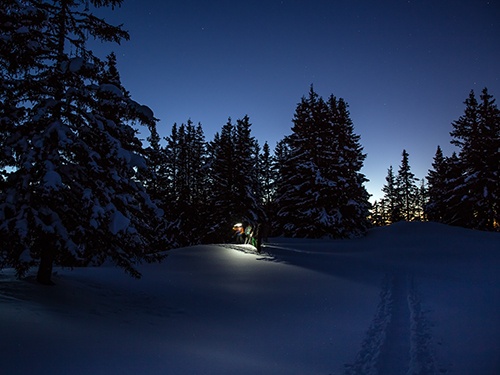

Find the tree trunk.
[{"left": 37, "top": 245, "right": 55, "bottom": 285}]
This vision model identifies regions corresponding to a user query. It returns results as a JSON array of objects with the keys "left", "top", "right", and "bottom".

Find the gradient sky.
[{"left": 89, "top": 0, "right": 500, "bottom": 201}]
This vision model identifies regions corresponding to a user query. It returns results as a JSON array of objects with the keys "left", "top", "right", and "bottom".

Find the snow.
[
  {"left": 1, "top": 222, "right": 499, "bottom": 375},
  {"left": 129, "top": 100, "right": 155, "bottom": 121},
  {"left": 43, "top": 170, "right": 62, "bottom": 189},
  {"left": 99, "top": 83, "right": 124, "bottom": 98},
  {"left": 15, "top": 26, "right": 29, "bottom": 34},
  {"left": 109, "top": 210, "right": 130, "bottom": 235}
]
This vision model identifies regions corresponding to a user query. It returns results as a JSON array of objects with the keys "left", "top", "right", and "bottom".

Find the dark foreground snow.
[{"left": 1, "top": 222, "right": 499, "bottom": 375}]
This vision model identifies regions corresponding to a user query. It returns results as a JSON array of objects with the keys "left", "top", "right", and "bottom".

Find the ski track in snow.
[{"left": 343, "top": 273, "right": 445, "bottom": 375}]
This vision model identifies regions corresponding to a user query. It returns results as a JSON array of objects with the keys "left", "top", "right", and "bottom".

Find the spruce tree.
[
  {"left": 0, "top": 0, "right": 167, "bottom": 284},
  {"left": 275, "top": 87, "right": 370, "bottom": 238},
  {"left": 370, "top": 200, "right": 386, "bottom": 227},
  {"left": 144, "top": 118, "right": 167, "bottom": 206},
  {"left": 205, "top": 116, "right": 264, "bottom": 243},
  {"left": 439, "top": 152, "right": 473, "bottom": 227},
  {"left": 449, "top": 89, "right": 500, "bottom": 230},
  {"left": 381, "top": 166, "right": 402, "bottom": 223},
  {"left": 426, "top": 146, "right": 447, "bottom": 222},
  {"left": 396, "top": 150, "right": 419, "bottom": 221},
  {"left": 328, "top": 95, "right": 371, "bottom": 236},
  {"left": 164, "top": 123, "right": 180, "bottom": 205},
  {"left": 270, "top": 138, "right": 290, "bottom": 235},
  {"left": 234, "top": 115, "right": 263, "bottom": 223},
  {"left": 163, "top": 120, "right": 208, "bottom": 246},
  {"left": 275, "top": 88, "right": 332, "bottom": 237},
  {"left": 414, "top": 179, "right": 427, "bottom": 221},
  {"left": 257, "top": 142, "right": 276, "bottom": 213}
]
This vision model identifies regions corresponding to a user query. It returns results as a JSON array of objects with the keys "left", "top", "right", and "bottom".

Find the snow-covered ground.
[{"left": 1, "top": 222, "right": 499, "bottom": 375}]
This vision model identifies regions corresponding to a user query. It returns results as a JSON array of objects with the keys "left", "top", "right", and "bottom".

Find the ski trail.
[
  {"left": 343, "top": 274, "right": 393, "bottom": 375},
  {"left": 407, "top": 276, "right": 439, "bottom": 375},
  {"left": 343, "top": 273, "right": 441, "bottom": 375},
  {"left": 376, "top": 273, "right": 411, "bottom": 374}
]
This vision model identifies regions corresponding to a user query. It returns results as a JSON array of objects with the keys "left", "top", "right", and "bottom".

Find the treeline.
[
  {"left": 373, "top": 88, "right": 500, "bottom": 231},
  {"left": 144, "top": 86, "right": 371, "bottom": 247},
  {"left": 371, "top": 149, "right": 427, "bottom": 224}
]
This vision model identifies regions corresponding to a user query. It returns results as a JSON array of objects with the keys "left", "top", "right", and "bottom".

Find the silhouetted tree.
[
  {"left": 0, "top": 0, "right": 167, "bottom": 284},
  {"left": 205, "top": 116, "right": 264, "bottom": 242},
  {"left": 257, "top": 142, "right": 276, "bottom": 214},
  {"left": 381, "top": 166, "right": 402, "bottom": 223},
  {"left": 396, "top": 149, "right": 419, "bottom": 221},
  {"left": 425, "top": 146, "right": 447, "bottom": 222},
  {"left": 275, "top": 86, "right": 370, "bottom": 238},
  {"left": 161, "top": 120, "right": 208, "bottom": 246},
  {"left": 370, "top": 200, "right": 386, "bottom": 226},
  {"left": 449, "top": 88, "right": 500, "bottom": 230}
]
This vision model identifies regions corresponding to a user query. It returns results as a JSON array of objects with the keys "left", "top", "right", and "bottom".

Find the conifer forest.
[{"left": 1, "top": 0, "right": 499, "bottom": 284}]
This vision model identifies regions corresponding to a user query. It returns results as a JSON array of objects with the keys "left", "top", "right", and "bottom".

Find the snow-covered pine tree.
[
  {"left": 326, "top": 95, "right": 370, "bottom": 237},
  {"left": 439, "top": 152, "right": 473, "bottom": 227},
  {"left": 477, "top": 89, "right": 500, "bottom": 229},
  {"left": 0, "top": 0, "right": 167, "bottom": 284},
  {"left": 449, "top": 89, "right": 500, "bottom": 230},
  {"left": 396, "top": 149, "right": 419, "bottom": 221},
  {"left": 275, "top": 87, "right": 329, "bottom": 237},
  {"left": 275, "top": 87, "right": 370, "bottom": 238}
]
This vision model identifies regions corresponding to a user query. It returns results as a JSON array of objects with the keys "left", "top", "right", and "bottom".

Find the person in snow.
[
  {"left": 233, "top": 223, "right": 244, "bottom": 243},
  {"left": 244, "top": 225, "right": 253, "bottom": 245}
]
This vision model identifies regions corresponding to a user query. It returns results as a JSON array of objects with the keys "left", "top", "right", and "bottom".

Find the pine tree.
[
  {"left": 426, "top": 146, "right": 447, "bottom": 222},
  {"left": 370, "top": 200, "right": 386, "bottom": 226},
  {"left": 0, "top": 0, "right": 167, "bottom": 284},
  {"left": 269, "top": 138, "right": 290, "bottom": 235},
  {"left": 164, "top": 123, "right": 180, "bottom": 205},
  {"left": 272, "top": 138, "right": 291, "bottom": 198},
  {"left": 381, "top": 166, "right": 402, "bottom": 223},
  {"left": 414, "top": 179, "right": 427, "bottom": 221},
  {"left": 205, "top": 116, "right": 264, "bottom": 242},
  {"left": 439, "top": 152, "right": 473, "bottom": 227},
  {"left": 396, "top": 149, "right": 419, "bottom": 221},
  {"left": 328, "top": 95, "right": 371, "bottom": 236},
  {"left": 449, "top": 89, "right": 500, "bottom": 230},
  {"left": 144, "top": 117, "right": 167, "bottom": 206},
  {"left": 275, "top": 87, "right": 370, "bottom": 238},
  {"left": 234, "top": 115, "right": 263, "bottom": 224},
  {"left": 162, "top": 120, "right": 208, "bottom": 246},
  {"left": 257, "top": 142, "right": 275, "bottom": 212},
  {"left": 275, "top": 88, "right": 332, "bottom": 237}
]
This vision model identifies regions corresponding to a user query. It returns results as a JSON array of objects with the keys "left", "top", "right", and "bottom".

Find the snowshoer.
[{"left": 233, "top": 223, "right": 244, "bottom": 243}]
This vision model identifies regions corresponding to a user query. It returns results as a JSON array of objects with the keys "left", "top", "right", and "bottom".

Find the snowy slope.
[{"left": 1, "top": 222, "right": 499, "bottom": 375}]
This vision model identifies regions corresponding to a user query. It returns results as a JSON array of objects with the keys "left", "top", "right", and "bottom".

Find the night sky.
[{"left": 90, "top": 0, "right": 500, "bottom": 201}]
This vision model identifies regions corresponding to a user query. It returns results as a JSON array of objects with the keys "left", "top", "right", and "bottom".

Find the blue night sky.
[{"left": 90, "top": 0, "right": 500, "bottom": 201}]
